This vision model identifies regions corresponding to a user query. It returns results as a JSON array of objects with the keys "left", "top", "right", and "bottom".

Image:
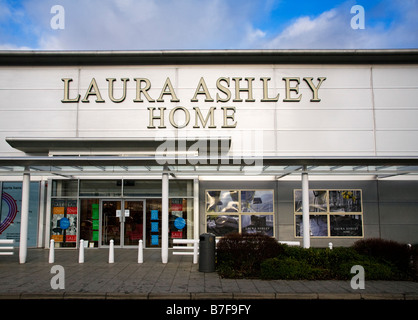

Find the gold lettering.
[
  {"left": 147, "top": 107, "right": 166, "bottom": 128},
  {"left": 233, "top": 77, "right": 255, "bottom": 102},
  {"left": 169, "top": 107, "right": 190, "bottom": 129},
  {"left": 216, "top": 77, "right": 231, "bottom": 102},
  {"left": 107, "top": 78, "right": 129, "bottom": 103},
  {"left": 260, "top": 77, "right": 279, "bottom": 102},
  {"left": 82, "top": 78, "right": 105, "bottom": 103},
  {"left": 193, "top": 107, "right": 216, "bottom": 128},
  {"left": 283, "top": 77, "right": 301, "bottom": 102},
  {"left": 221, "top": 106, "right": 237, "bottom": 128},
  {"left": 303, "top": 77, "right": 326, "bottom": 102},
  {"left": 157, "top": 77, "right": 180, "bottom": 102},
  {"left": 61, "top": 78, "right": 80, "bottom": 103},
  {"left": 134, "top": 78, "right": 155, "bottom": 102},
  {"left": 191, "top": 77, "right": 214, "bottom": 102}
]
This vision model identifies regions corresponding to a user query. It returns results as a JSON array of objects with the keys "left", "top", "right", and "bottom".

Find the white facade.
[
  {"left": 1, "top": 64, "right": 418, "bottom": 158},
  {"left": 0, "top": 50, "right": 417, "bottom": 263}
]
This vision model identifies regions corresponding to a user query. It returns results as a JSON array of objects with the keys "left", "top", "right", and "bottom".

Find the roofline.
[{"left": 1, "top": 49, "right": 418, "bottom": 66}]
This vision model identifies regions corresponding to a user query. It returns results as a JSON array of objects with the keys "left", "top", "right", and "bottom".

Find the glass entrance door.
[
  {"left": 102, "top": 200, "right": 121, "bottom": 246},
  {"left": 124, "top": 200, "right": 144, "bottom": 246},
  {"left": 101, "top": 200, "right": 145, "bottom": 247}
]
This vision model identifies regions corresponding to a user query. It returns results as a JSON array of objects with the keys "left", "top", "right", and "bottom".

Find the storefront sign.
[{"left": 61, "top": 76, "right": 326, "bottom": 129}]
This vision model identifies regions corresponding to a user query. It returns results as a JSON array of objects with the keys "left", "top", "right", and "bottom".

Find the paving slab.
[{"left": 0, "top": 249, "right": 417, "bottom": 301}]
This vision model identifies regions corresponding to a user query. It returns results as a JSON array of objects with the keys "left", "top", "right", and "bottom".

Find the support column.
[
  {"left": 161, "top": 172, "right": 169, "bottom": 263},
  {"left": 302, "top": 165, "right": 310, "bottom": 249},
  {"left": 193, "top": 178, "right": 199, "bottom": 241},
  {"left": 19, "top": 166, "right": 30, "bottom": 264}
]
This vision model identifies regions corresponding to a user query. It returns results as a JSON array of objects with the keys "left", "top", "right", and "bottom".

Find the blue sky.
[{"left": 0, "top": 0, "right": 417, "bottom": 50}]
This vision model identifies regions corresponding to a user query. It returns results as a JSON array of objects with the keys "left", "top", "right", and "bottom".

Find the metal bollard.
[
  {"left": 48, "top": 239, "right": 54, "bottom": 263},
  {"left": 79, "top": 239, "right": 84, "bottom": 263},
  {"left": 138, "top": 239, "right": 143, "bottom": 263},
  {"left": 109, "top": 239, "right": 114, "bottom": 263}
]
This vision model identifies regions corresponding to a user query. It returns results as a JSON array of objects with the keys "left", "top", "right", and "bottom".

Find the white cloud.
[
  {"left": 32, "top": 0, "right": 270, "bottom": 50},
  {"left": 262, "top": 1, "right": 418, "bottom": 49}
]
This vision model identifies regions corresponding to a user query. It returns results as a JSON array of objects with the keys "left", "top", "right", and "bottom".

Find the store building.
[{"left": 0, "top": 49, "right": 417, "bottom": 263}]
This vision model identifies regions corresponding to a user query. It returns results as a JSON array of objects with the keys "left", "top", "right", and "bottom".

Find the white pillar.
[
  {"left": 161, "top": 172, "right": 169, "bottom": 263},
  {"left": 109, "top": 239, "right": 114, "bottom": 263},
  {"left": 79, "top": 239, "right": 84, "bottom": 263},
  {"left": 138, "top": 239, "right": 143, "bottom": 263},
  {"left": 193, "top": 178, "right": 199, "bottom": 241},
  {"left": 48, "top": 239, "right": 55, "bottom": 263},
  {"left": 19, "top": 166, "right": 30, "bottom": 264},
  {"left": 302, "top": 166, "right": 310, "bottom": 249}
]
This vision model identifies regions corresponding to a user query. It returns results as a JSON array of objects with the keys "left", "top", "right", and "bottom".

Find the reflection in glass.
[
  {"left": 329, "top": 190, "right": 362, "bottom": 212},
  {"left": 206, "top": 215, "right": 239, "bottom": 236},
  {"left": 294, "top": 190, "right": 328, "bottom": 212},
  {"left": 206, "top": 191, "right": 239, "bottom": 213},
  {"left": 241, "top": 190, "right": 273, "bottom": 212},
  {"left": 295, "top": 215, "right": 328, "bottom": 237}
]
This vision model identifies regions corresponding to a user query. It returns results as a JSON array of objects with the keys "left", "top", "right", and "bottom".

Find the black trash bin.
[{"left": 199, "top": 233, "right": 216, "bottom": 272}]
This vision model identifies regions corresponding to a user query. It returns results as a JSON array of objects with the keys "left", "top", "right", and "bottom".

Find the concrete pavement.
[{"left": 0, "top": 248, "right": 417, "bottom": 300}]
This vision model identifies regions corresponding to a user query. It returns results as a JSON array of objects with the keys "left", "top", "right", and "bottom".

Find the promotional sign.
[{"left": 0, "top": 182, "right": 40, "bottom": 247}]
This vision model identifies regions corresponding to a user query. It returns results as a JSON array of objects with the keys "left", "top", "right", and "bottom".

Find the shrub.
[
  {"left": 260, "top": 257, "right": 327, "bottom": 280},
  {"left": 216, "top": 233, "right": 284, "bottom": 278},
  {"left": 352, "top": 238, "right": 412, "bottom": 273}
]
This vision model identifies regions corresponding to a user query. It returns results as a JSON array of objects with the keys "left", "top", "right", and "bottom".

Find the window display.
[
  {"left": 205, "top": 189, "right": 274, "bottom": 237},
  {"left": 294, "top": 189, "right": 363, "bottom": 238}
]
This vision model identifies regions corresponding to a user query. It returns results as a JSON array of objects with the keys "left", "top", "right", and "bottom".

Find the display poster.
[
  {"left": 151, "top": 234, "right": 159, "bottom": 245},
  {"left": 92, "top": 203, "right": 99, "bottom": 242},
  {"left": 295, "top": 215, "right": 328, "bottom": 237},
  {"left": 0, "top": 182, "right": 40, "bottom": 247},
  {"left": 241, "top": 215, "right": 274, "bottom": 236},
  {"left": 51, "top": 199, "right": 77, "bottom": 243},
  {"left": 151, "top": 222, "right": 159, "bottom": 232},
  {"left": 330, "top": 215, "right": 363, "bottom": 236},
  {"left": 206, "top": 215, "right": 239, "bottom": 236},
  {"left": 151, "top": 209, "right": 158, "bottom": 220}
]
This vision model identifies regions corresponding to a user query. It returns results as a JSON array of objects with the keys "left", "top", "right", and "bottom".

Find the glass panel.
[
  {"left": 124, "top": 201, "right": 144, "bottom": 246},
  {"left": 241, "top": 214, "right": 274, "bottom": 236},
  {"left": 169, "top": 180, "right": 193, "bottom": 197},
  {"left": 52, "top": 180, "right": 78, "bottom": 197},
  {"left": 329, "top": 190, "right": 362, "bottom": 212},
  {"left": 146, "top": 199, "right": 162, "bottom": 247},
  {"left": 241, "top": 190, "right": 274, "bottom": 212},
  {"left": 79, "top": 180, "right": 122, "bottom": 197},
  {"left": 80, "top": 199, "right": 100, "bottom": 247},
  {"left": 206, "top": 215, "right": 239, "bottom": 236},
  {"left": 330, "top": 215, "right": 363, "bottom": 237},
  {"left": 50, "top": 199, "right": 77, "bottom": 247},
  {"left": 123, "top": 180, "right": 162, "bottom": 197},
  {"left": 206, "top": 190, "right": 239, "bottom": 213},
  {"left": 294, "top": 190, "right": 328, "bottom": 212},
  {"left": 169, "top": 198, "right": 191, "bottom": 242},
  {"left": 102, "top": 200, "right": 121, "bottom": 245},
  {"left": 295, "top": 215, "right": 328, "bottom": 237}
]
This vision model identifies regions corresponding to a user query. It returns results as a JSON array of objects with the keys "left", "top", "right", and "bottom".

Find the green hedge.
[{"left": 216, "top": 234, "right": 417, "bottom": 280}]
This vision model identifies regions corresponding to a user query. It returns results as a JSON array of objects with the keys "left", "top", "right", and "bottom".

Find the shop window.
[
  {"left": 79, "top": 180, "right": 122, "bottom": 197},
  {"left": 79, "top": 199, "right": 100, "bottom": 247},
  {"left": 50, "top": 199, "right": 77, "bottom": 247},
  {"left": 294, "top": 189, "right": 363, "bottom": 238},
  {"left": 123, "top": 180, "right": 162, "bottom": 197},
  {"left": 205, "top": 189, "right": 274, "bottom": 237},
  {"left": 52, "top": 180, "right": 78, "bottom": 197}
]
